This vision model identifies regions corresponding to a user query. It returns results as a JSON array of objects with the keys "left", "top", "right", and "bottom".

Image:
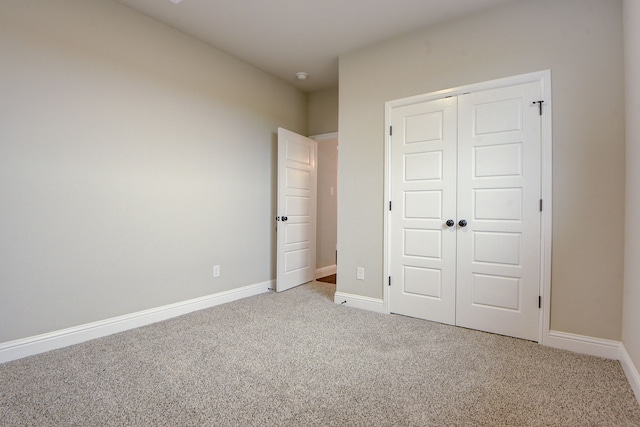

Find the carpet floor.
[{"left": 1, "top": 281, "right": 639, "bottom": 426}]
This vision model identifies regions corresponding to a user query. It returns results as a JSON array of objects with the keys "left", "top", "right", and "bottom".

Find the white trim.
[
  {"left": 539, "top": 71, "right": 554, "bottom": 347},
  {"left": 309, "top": 132, "right": 338, "bottom": 141},
  {"left": 0, "top": 280, "right": 273, "bottom": 364},
  {"left": 334, "top": 291, "right": 385, "bottom": 314},
  {"left": 316, "top": 264, "right": 337, "bottom": 279},
  {"left": 545, "top": 330, "right": 621, "bottom": 360},
  {"left": 385, "top": 71, "right": 552, "bottom": 109},
  {"left": 621, "top": 344, "right": 640, "bottom": 405},
  {"left": 383, "top": 96, "right": 392, "bottom": 314}
]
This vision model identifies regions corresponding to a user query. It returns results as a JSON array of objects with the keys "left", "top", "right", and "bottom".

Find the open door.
[{"left": 276, "top": 128, "right": 317, "bottom": 292}]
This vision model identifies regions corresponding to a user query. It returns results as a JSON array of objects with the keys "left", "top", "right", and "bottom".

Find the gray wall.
[
  {"left": 338, "top": 0, "right": 625, "bottom": 340},
  {"left": 623, "top": 0, "right": 640, "bottom": 382},
  {"left": 0, "top": 0, "right": 307, "bottom": 343},
  {"left": 308, "top": 88, "right": 339, "bottom": 136}
]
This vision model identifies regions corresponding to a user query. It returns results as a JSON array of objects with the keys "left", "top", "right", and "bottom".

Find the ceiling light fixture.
[
  {"left": 296, "top": 72, "right": 308, "bottom": 81},
  {"left": 168, "top": 0, "right": 183, "bottom": 4}
]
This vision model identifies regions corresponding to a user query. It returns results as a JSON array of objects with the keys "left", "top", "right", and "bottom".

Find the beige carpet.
[{"left": 1, "top": 281, "right": 639, "bottom": 426}]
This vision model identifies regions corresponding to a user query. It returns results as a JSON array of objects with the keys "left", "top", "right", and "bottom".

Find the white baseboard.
[
  {"left": 0, "top": 280, "right": 273, "bottom": 364},
  {"left": 316, "top": 264, "right": 336, "bottom": 279},
  {"left": 620, "top": 344, "right": 640, "bottom": 405},
  {"left": 544, "top": 330, "right": 621, "bottom": 360},
  {"left": 334, "top": 291, "right": 385, "bottom": 314}
]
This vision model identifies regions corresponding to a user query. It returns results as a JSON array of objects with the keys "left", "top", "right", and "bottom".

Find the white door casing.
[
  {"left": 276, "top": 128, "right": 317, "bottom": 292},
  {"left": 386, "top": 74, "right": 548, "bottom": 342}
]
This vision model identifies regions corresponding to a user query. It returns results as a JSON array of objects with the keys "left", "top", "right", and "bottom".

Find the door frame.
[
  {"left": 383, "top": 70, "right": 552, "bottom": 343},
  {"left": 310, "top": 132, "right": 339, "bottom": 279}
]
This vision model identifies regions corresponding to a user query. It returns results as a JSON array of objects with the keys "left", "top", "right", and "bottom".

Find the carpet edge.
[{"left": 0, "top": 280, "right": 273, "bottom": 364}]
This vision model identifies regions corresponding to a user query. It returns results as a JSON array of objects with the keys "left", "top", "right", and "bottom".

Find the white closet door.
[
  {"left": 387, "top": 80, "right": 543, "bottom": 341},
  {"left": 389, "top": 97, "right": 458, "bottom": 324},
  {"left": 455, "top": 82, "right": 541, "bottom": 341}
]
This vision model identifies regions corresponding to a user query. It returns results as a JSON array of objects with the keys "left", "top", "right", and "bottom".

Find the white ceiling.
[{"left": 115, "top": 0, "right": 517, "bottom": 92}]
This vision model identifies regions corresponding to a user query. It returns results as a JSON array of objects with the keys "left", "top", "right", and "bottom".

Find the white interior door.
[
  {"left": 389, "top": 97, "right": 458, "bottom": 324},
  {"left": 388, "top": 80, "right": 543, "bottom": 341},
  {"left": 455, "top": 82, "right": 541, "bottom": 341},
  {"left": 276, "top": 128, "right": 317, "bottom": 292}
]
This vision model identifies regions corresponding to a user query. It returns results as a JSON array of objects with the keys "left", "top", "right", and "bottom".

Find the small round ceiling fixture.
[{"left": 296, "top": 72, "right": 308, "bottom": 80}]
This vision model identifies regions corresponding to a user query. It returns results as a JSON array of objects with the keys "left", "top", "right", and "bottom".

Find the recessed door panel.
[
  {"left": 286, "top": 196, "right": 310, "bottom": 217},
  {"left": 474, "top": 99, "right": 522, "bottom": 135},
  {"left": 286, "top": 223, "right": 310, "bottom": 245},
  {"left": 474, "top": 189, "right": 522, "bottom": 221},
  {"left": 473, "top": 274, "right": 520, "bottom": 311},
  {"left": 285, "top": 249, "right": 309, "bottom": 273},
  {"left": 474, "top": 232, "right": 521, "bottom": 265},
  {"left": 474, "top": 143, "right": 522, "bottom": 177},
  {"left": 405, "top": 112, "right": 443, "bottom": 143},
  {"left": 404, "top": 266, "right": 441, "bottom": 299},
  {"left": 286, "top": 141, "right": 311, "bottom": 164},
  {"left": 404, "top": 229, "right": 441, "bottom": 259},
  {"left": 405, "top": 151, "right": 442, "bottom": 181},
  {"left": 404, "top": 191, "right": 442, "bottom": 219},
  {"left": 286, "top": 168, "right": 311, "bottom": 191}
]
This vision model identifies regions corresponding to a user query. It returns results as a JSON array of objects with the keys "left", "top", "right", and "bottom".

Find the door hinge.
[
  {"left": 539, "top": 199, "right": 543, "bottom": 212},
  {"left": 538, "top": 296, "right": 542, "bottom": 309},
  {"left": 389, "top": 126, "right": 393, "bottom": 136},
  {"left": 388, "top": 276, "right": 391, "bottom": 286},
  {"left": 389, "top": 201, "right": 392, "bottom": 211},
  {"left": 533, "top": 100, "right": 544, "bottom": 116}
]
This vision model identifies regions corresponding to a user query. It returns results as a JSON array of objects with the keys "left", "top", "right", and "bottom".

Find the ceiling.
[{"left": 115, "top": 0, "right": 517, "bottom": 92}]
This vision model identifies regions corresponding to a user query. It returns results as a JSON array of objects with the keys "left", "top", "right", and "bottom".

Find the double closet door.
[{"left": 388, "top": 82, "right": 542, "bottom": 341}]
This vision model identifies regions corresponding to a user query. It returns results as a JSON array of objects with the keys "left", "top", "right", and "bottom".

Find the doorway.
[{"left": 312, "top": 132, "right": 338, "bottom": 284}]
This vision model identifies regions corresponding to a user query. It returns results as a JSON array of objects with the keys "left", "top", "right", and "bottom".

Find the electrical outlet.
[
  {"left": 356, "top": 267, "right": 365, "bottom": 280},
  {"left": 213, "top": 265, "right": 220, "bottom": 278}
]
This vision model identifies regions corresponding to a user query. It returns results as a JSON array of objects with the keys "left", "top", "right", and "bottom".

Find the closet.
[{"left": 387, "top": 80, "right": 543, "bottom": 341}]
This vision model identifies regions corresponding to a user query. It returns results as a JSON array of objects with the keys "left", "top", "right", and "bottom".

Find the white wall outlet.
[
  {"left": 213, "top": 265, "right": 220, "bottom": 278},
  {"left": 356, "top": 267, "right": 365, "bottom": 280}
]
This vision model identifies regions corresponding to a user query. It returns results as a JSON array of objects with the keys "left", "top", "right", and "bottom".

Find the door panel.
[
  {"left": 474, "top": 143, "right": 522, "bottom": 177},
  {"left": 456, "top": 82, "right": 541, "bottom": 341},
  {"left": 276, "top": 128, "right": 317, "bottom": 292},
  {"left": 389, "top": 97, "right": 457, "bottom": 325},
  {"left": 474, "top": 188, "right": 523, "bottom": 220}
]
